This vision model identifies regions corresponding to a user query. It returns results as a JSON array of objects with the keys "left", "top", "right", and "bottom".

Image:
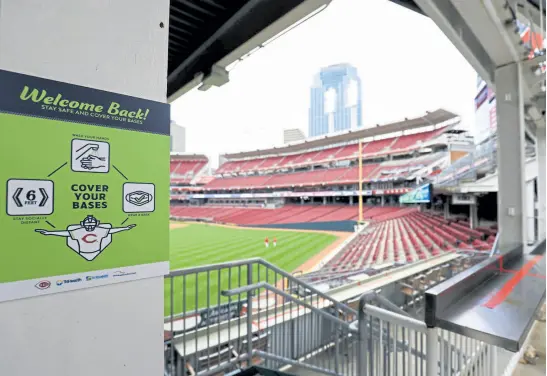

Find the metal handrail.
[
  {"left": 296, "top": 268, "right": 368, "bottom": 285},
  {"left": 220, "top": 282, "right": 356, "bottom": 376},
  {"left": 357, "top": 294, "right": 431, "bottom": 376},
  {"left": 355, "top": 295, "right": 498, "bottom": 376},
  {"left": 363, "top": 304, "right": 426, "bottom": 333},
  {"left": 222, "top": 282, "right": 356, "bottom": 331},
  {"left": 166, "top": 257, "right": 357, "bottom": 316},
  {"left": 359, "top": 291, "right": 411, "bottom": 317}
]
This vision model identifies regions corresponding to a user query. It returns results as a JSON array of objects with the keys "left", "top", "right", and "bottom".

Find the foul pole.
[{"left": 358, "top": 138, "right": 363, "bottom": 222}]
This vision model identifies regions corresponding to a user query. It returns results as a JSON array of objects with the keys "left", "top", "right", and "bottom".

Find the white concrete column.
[
  {"left": 444, "top": 200, "right": 449, "bottom": 220},
  {"left": 381, "top": 195, "right": 385, "bottom": 206},
  {"left": 527, "top": 179, "right": 536, "bottom": 245},
  {"left": 0, "top": 1, "right": 168, "bottom": 376},
  {"left": 537, "top": 126, "right": 546, "bottom": 241},
  {"left": 469, "top": 203, "right": 478, "bottom": 229},
  {"left": 495, "top": 63, "right": 527, "bottom": 252}
]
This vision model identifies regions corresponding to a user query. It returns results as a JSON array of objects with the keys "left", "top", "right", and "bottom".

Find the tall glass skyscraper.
[{"left": 309, "top": 63, "right": 362, "bottom": 138}]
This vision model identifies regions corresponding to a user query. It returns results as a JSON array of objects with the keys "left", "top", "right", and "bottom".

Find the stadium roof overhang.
[
  {"left": 167, "top": 0, "right": 331, "bottom": 102},
  {"left": 170, "top": 152, "right": 208, "bottom": 160},
  {"left": 223, "top": 109, "right": 459, "bottom": 159},
  {"left": 391, "top": 0, "right": 545, "bottom": 136}
]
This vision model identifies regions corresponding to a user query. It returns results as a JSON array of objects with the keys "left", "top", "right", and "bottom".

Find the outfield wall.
[{"left": 247, "top": 220, "right": 356, "bottom": 232}]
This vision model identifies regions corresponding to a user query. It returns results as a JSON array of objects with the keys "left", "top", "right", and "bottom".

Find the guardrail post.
[
  {"left": 333, "top": 303, "right": 342, "bottom": 374},
  {"left": 334, "top": 324, "right": 340, "bottom": 374},
  {"left": 490, "top": 345, "right": 497, "bottom": 376},
  {"left": 246, "top": 263, "right": 254, "bottom": 365},
  {"left": 169, "top": 276, "right": 175, "bottom": 376},
  {"left": 357, "top": 298, "right": 368, "bottom": 376},
  {"left": 426, "top": 328, "right": 438, "bottom": 376}
]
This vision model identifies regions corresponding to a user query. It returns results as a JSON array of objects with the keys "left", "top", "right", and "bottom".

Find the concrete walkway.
[{"left": 512, "top": 320, "right": 546, "bottom": 376}]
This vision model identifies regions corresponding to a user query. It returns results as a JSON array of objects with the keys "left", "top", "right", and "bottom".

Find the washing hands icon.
[{"left": 80, "top": 155, "right": 106, "bottom": 170}]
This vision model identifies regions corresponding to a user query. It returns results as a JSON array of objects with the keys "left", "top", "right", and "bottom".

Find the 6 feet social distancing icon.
[{"left": 6, "top": 179, "right": 54, "bottom": 216}]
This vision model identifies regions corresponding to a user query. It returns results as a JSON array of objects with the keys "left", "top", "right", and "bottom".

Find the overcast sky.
[{"left": 171, "top": 0, "right": 478, "bottom": 167}]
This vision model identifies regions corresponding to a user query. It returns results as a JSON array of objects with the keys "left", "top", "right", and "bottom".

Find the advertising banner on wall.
[
  {"left": 399, "top": 183, "right": 432, "bottom": 204},
  {"left": 0, "top": 69, "right": 170, "bottom": 303},
  {"left": 474, "top": 83, "right": 497, "bottom": 145},
  {"left": 170, "top": 188, "right": 413, "bottom": 200}
]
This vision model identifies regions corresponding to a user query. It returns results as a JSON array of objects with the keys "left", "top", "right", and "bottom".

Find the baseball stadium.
[{"left": 160, "top": 1, "right": 546, "bottom": 376}]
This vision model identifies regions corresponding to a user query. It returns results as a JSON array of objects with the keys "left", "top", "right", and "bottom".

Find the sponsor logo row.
[{"left": 34, "top": 270, "right": 137, "bottom": 290}]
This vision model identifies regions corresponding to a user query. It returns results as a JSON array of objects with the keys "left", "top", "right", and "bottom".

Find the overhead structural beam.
[
  {"left": 387, "top": 0, "right": 427, "bottom": 16},
  {"left": 413, "top": 0, "right": 495, "bottom": 86},
  {"left": 167, "top": 0, "right": 331, "bottom": 102}
]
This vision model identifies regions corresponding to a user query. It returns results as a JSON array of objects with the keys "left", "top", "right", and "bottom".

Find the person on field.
[
  {"left": 264, "top": 237, "right": 269, "bottom": 248},
  {"left": 273, "top": 237, "right": 277, "bottom": 247}
]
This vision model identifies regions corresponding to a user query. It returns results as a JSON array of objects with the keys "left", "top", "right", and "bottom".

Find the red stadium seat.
[{"left": 170, "top": 157, "right": 208, "bottom": 184}]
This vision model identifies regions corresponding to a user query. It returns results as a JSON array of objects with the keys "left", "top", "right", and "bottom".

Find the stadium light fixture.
[{"left": 198, "top": 65, "right": 230, "bottom": 92}]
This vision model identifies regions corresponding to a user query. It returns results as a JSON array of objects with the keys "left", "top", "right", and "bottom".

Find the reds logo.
[
  {"left": 82, "top": 234, "right": 97, "bottom": 243},
  {"left": 35, "top": 280, "right": 51, "bottom": 290}
]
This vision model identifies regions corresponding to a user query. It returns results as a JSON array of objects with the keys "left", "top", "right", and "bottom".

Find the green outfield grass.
[{"left": 165, "top": 223, "right": 338, "bottom": 316}]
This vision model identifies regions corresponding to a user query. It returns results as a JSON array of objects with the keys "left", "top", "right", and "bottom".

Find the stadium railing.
[
  {"left": 356, "top": 300, "right": 496, "bottom": 376},
  {"left": 165, "top": 251, "right": 540, "bottom": 375},
  {"left": 434, "top": 138, "right": 497, "bottom": 187},
  {"left": 164, "top": 258, "right": 358, "bottom": 376},
  {"left": 356, "top": 293, "right": 540, "bottom": 376},
  {"left": 435, "top": 135, "right": 537, "bottom": 188}
]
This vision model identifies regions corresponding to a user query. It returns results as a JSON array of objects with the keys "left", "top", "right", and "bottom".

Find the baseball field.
[{"left": 165, "top": 222, "right": 343, "bottom": 315}]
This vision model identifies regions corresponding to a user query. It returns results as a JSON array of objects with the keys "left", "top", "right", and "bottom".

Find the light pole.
[{"left": 358, "top": 138, "right": 363, "bottom": 222}]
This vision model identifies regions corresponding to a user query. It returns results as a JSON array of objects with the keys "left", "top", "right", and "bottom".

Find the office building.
[{"left": 309, "top": 63, "right": 362, "bottom": 138}]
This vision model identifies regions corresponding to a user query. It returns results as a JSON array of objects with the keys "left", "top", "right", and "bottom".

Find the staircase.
[{"left": 164, "top": 258, "right": 357, "bottom": 376}]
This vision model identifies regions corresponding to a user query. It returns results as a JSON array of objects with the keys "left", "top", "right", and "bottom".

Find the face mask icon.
[{"left": 125, "top": 191, "right": 153, "bottom": 206}]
